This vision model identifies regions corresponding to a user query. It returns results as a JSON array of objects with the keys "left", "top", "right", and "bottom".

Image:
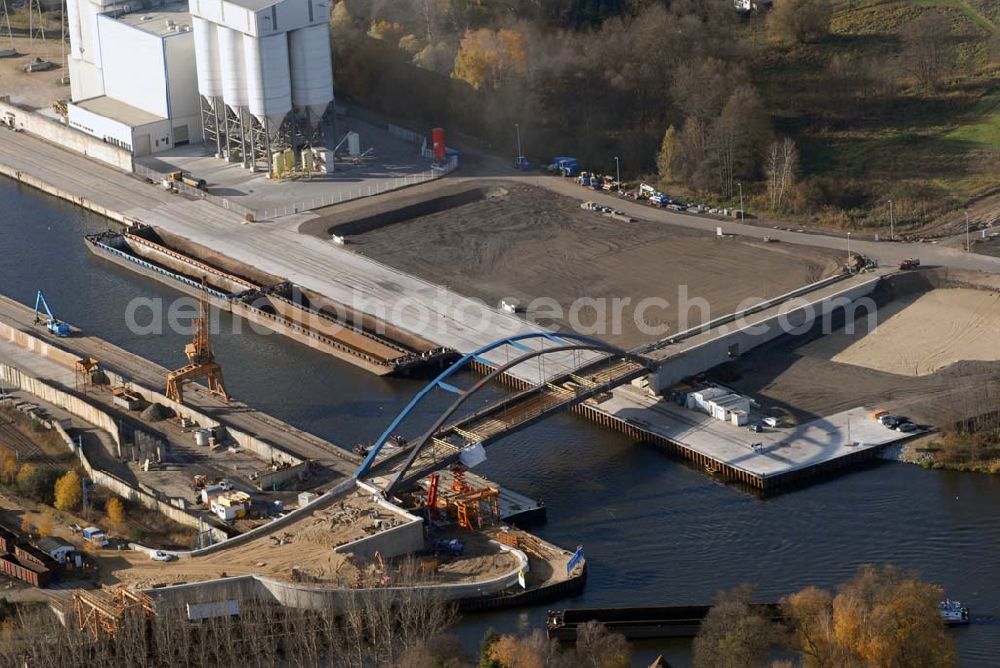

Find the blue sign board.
[{"left": 567, "top": 545, "right": 585, "bottom": 574}]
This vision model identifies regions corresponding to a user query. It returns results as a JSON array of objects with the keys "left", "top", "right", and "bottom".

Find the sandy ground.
[
  {"left": 0, "top": 37, "right": 68, "bottom": 109},
  {"left": 109, "top": 490, "right": 518, "bottom": 591},
  {"left": 716, "top": 287, "right": 1000, "bottom": 428},
  {"left": 330, "top": 181, "right": 841, "bottom": 349},
  {"left": 823, "top": 289, "right": 1000, "bottom": 377}
]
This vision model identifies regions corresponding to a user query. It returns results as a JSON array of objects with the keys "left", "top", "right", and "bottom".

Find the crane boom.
[{"left": 34, "top": 291, "right": 71, "bottom": 337}]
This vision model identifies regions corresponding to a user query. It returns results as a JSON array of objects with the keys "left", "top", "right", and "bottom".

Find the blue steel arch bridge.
[{"left": 355, "top": 333, "right": 658, "bottom": 496}]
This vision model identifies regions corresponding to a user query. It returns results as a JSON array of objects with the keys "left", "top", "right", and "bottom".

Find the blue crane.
[{"left": 33, "top": 291, "right": 71, "bottom": 337}]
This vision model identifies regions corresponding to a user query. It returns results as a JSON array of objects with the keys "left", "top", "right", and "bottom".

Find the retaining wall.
[
  {"left": 332, "top": 482, "right": 424, "bottom": 560},
  {"left": 0, "top": 99, "right": 133, "bottom": 171},
  {"left": 3, "top": 366, "right": 230, "bottom": 543},
  {"left": 145, "top": 542, "right": 529, "bottom": 612},
  {"left": 653, "top": 277, "right": 882, "bottom": 393}
]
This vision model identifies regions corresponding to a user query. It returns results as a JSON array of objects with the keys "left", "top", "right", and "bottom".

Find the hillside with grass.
[
  {"left": 755, "top": 0, "right": 1000, "bottom": 234},
  {"left": 329, "top": 0, "right": 997, "bottom": 235}
]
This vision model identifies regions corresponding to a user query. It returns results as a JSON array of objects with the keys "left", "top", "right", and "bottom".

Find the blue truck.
[{"left": 547, "top": 157, "right": 580, "bottom": 177}]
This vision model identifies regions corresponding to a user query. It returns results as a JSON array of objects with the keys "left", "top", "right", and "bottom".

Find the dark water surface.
[{"left": 2, "top": 178, "right": 996, "bottom": 666}]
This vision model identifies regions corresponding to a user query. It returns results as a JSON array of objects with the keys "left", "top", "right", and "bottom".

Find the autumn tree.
[
  {"left": 657, "top": 125, "right": 681, "bottom": 182},
  {"left": 902, "top": 12, "right": 953, "bottom": 89},
  {"left": 693, "top": 584, "right": 776, "bottom": 668},
  {"left": 782, "top": 566, "right": 958, "bottom": 668},
  {"left": 768, "top": 0, "right": 832, "bottom": 44},
  {"left": 106, "top": 497, "right": 126, "bottom": 533},
  {"left": 453, "top": 27, "right": 528, "bottom": 90},
  {"left": 53, "top": 470, "right": 82, "bottom": 512},
  {"left": 0, "top": 453, "right": 17, "bottom": 485},
  {"left": 36, "top": 511, "right": 53, "bottom": 538}
]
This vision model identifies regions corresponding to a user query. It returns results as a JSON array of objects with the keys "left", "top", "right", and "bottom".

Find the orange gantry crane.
[{"left": 166, "top": 282, "right": 228, "bottom": 405}]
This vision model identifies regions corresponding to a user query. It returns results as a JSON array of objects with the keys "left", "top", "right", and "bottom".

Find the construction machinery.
[
  {"left": 165, "top": 282, "right": 228, "bottom": 405},
  {"left": 33, "top": 291, "right": 71, "bottom": 337}
]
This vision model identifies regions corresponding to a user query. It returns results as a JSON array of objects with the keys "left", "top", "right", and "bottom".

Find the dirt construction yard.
[
  {"left": 327, "top": 181, "right": 842, "bottom": 349},
  {"left": 826, "top": 289, "right": 1000, "bottom": 377},
  {"left": 719, "top": 283, "right": 1000, "bottom": 429}
]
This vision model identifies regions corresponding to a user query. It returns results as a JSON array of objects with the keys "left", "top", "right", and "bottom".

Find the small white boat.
[{"left": 938, "top": 599, "right": 970, "bottom": 626}]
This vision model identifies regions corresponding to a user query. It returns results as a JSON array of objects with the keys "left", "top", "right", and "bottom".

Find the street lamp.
[
  {"left": 888, "top": 199, "right": 894, "bottom": 242},
  {"left": 965, "top": 208, "right": 971, "bottom": 253},
  {"left": 614, "top": 156, "right": 622, "bottom": 194},
  {"left": 737, "top": 182, "right": 744, "bottom": 223},
  {"left": 514, "top": 123, "right": 522, "bottom": 169}
]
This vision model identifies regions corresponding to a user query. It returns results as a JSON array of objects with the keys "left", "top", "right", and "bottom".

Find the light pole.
[
  {"left": 614, "top": 156, "right": 622, "bottom": 194},
  {"left": 965, "top": 208, "right": 971, "bottom": 253},
  {"left": 847, "top": 232, "right": 852, "bottom": 272},
  {"left": 737, "top": 182, "right": 744, "bottom": 222},
  {"left": 514, "top": 123, "right": 522, "bottom": 164},
  {"left": 888, "top": 199, "right": 894, "bottom": 241}
]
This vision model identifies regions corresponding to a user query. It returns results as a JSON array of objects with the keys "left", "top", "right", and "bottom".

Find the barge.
[
  {"left": 546, "top": 603, "right": 781, "bottom": 641},
  {"left": 85, "top": 226, "right": 455, "bottom": 376}
]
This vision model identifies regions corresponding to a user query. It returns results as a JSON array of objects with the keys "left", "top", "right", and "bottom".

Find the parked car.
[
  {"left": 879, "top": 415, "right": 900, "bottom": 428},
  {"left": 897, "top": 422, "right": 919, "bottom": 433},
  {"left": 150, "top": 550, "right": 176, "bottom": 562},
  {"left": 747, "top": 424, "right": 763, "bottom": 433},
  {"left": 68, "top": 523, "right": 82, "bottom": 534},
  {"left": 762, "top": 417, "right": 780, "bottom": 428}
]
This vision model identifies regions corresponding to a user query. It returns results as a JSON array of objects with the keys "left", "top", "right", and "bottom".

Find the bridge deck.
[{"left": 382, "top": 355, "right": 650, "bottom": 491}]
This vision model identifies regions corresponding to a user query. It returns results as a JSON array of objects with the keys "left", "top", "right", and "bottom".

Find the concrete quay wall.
[
  {"left": 652, "top": 277, "right": 882, "bottom": 393},
  {"left": 0, "top": 100, "right": 134, "bottom": 172}
]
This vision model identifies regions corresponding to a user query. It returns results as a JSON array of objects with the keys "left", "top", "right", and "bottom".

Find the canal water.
[{"left": 2, "top": 177, "right": 998, "bottom": 666}]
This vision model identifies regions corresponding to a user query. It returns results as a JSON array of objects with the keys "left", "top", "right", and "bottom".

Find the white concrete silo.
[
  {"left": 243, "top": 33, "right": 292, "bottom": 137},
  {"left": 217, "top": 25, "right": 247, "bottom": 112},
  {"left": 288, "top": 24, "right": 334, "bottom": 130},
  {"left": 192, "top": 17, "right": 223, "bottom": 103}
]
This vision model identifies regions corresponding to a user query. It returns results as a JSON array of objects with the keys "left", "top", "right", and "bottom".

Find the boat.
[
  {"left": 547, "top": 603, "right": 780, "bottom": 641},
  {"left": 938, "top": 599, "right": 970, "bottom": 626}
]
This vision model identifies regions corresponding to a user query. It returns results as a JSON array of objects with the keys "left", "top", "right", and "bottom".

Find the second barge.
[{"left": 85, "top": 226, "right": 455, "bottom": 376}]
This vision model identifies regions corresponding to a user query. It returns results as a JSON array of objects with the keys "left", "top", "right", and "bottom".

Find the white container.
[{"left": 194, "top": 429, "right": 211, "bottom": 446}]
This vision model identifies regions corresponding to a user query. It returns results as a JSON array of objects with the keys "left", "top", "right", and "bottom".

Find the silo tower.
[{"left": 191, "top": 0, "right": 334, "bottom": 173}]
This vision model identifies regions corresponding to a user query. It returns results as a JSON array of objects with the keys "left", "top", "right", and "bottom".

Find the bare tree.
[
  {"left": 902, "top": 12, "right": 954, "bottom": 89},
  {"left": 693, "top": 584, "right": 777, "bottom": 668},
  {"left": 768, "top": 0, "right": 832, "bottom": 44},
  {"left": 765, "top": 137, "right": 799, "bottom": 211}
]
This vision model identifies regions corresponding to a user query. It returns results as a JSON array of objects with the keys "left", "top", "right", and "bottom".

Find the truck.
[
  {"left": 898, "top": 258, "right": 920, "bottom": 270},
  {"left": 82, "top": 526, "right": 109, "bottom": 547},
  {"left": 547, "top": 157, "right": 579, "bottom": 177}
]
